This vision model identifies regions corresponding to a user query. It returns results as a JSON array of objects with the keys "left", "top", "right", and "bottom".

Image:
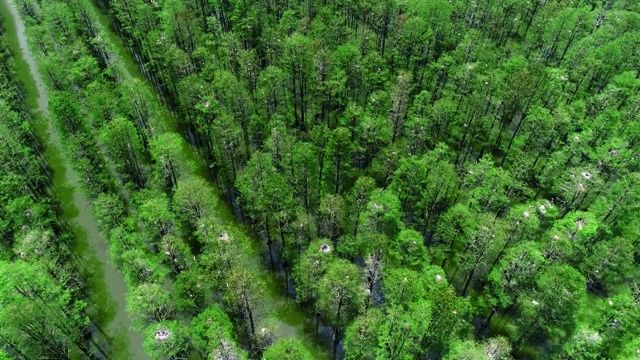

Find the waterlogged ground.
[
  {"left": 2, "top": 0, "right": 330, "bottom": 356},
  {"left": 89, "top": 2, "right": 331, "bottom": 358},
  {"left": 0, "top": 1, "right": 148, "bottom": 359}
]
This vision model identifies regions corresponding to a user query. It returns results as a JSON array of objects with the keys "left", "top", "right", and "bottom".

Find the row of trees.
[
  {"left": 18, "top": 0, "right": 318, "bottom": 358},
  {"left": 95, "top": 0, "right": 640, "bottom": 358},
  {"left": 0, "top": 35, "right": 104, "bottom": 359}
]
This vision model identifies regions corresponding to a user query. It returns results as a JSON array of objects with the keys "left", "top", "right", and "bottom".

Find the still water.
[
  {"left": 88, "top": 1, "right": 330, "bottom": 357},
  {"left": 0, "top": 1, "right": 148, "bottom": 358}
]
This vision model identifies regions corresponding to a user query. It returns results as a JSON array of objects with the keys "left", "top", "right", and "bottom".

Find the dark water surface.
[
  {"left": 0, "top": 1, "right": 148, "bottom": 358},
  {"left": 88, "top": 2, "right": 330, "bottom": 357}
]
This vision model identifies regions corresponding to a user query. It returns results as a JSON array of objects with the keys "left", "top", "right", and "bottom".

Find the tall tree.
[{"left": 317, "top": 259, "right": 364, "bottom": 359}]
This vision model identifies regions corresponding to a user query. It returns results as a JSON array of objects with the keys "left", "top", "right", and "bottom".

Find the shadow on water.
[
  {"left": 88, "top": 2, "right": 331, "bottom": 357},
  {"left": 0, "top": 1, "right": 147, "bottom": 358}
]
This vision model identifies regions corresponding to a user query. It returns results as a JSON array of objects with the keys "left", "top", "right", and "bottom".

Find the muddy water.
[{"left": 0, "top": 1, "right": 148, "bottom": 359}]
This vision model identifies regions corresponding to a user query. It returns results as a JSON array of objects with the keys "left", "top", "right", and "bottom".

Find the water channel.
[
  {"left": 2, "top": 0, "right": 329, "bottom": 356},
  {"left": 0, "top": 1, "right": 148, "bottom": 359},
  {"left": 87, "top": 2, "right": 331, "bottom": 358}
]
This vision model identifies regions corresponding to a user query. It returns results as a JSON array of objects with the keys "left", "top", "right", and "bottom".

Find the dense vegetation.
[
  {"left": 3, "top": 0, "right": 640, "bottom": 359},
  {"left": 0, "top": 35, "right": 108, "bottom": 359}
]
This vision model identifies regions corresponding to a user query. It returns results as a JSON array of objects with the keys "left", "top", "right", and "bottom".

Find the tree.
[
  {"left": 293, "top": 239, "right": 336, "bottom": 333},
  {"left": 172, "top": 175, "right": 217, "bottom": 229},
  {"left": 317, "top": 259, "right": 365, "bottom": 359},
  {"left": 545, "top": 211, "right": 600, "bottom": 266},
  {"left": 292, "top": 142, "right": 320, "bottom": 211},
  {"left": 173, "top": 267, "right": 206, "bottom": 314},
  {"left": 149, "top": 132, "right": 189, "bottom": 189},
  {"left": 460, "top": 155, "right": 512, "bottom": 213},
  {"left": 13, "top": 228, "right": 68, "bottom": 278},
  {"left": 189, "top": 304, "right": 241, "bottom": 357},
  {"left": 353, "top": 108, "right": 392, "bottom": 167},
  {"left": 452, "top": 212, "right": 505, "bottom": 296},
  {"left": 486, "top": 242, "right": 546, "bottom": 317},
  {"left": 197, "top": 224, "right": 249, "bottom": 290},
  {"left": 343, "top": 310, "right": 381, "bottom": 360},
  {"left": 589, "top": 288, "right": 640, "bottom": 355},
  {"left": 482, "top": 337, "right": 513, "bottom": 360},
  {"left": 223, "top": 265, "right": 265, "bottom": 348},
  {"left": 266, "top": 120, "right": 294, "bottom": 174},
  {"left": 493, "top": 204, "right": 541, "bottom": 266},
  {"left": 589, "top": 172, "right": 640, "bottom": 229},
  {"left": 92, "top": 192, "right": 126, "bottom": 235},
  {"left": 143, "top": 320, "right": 189, "bottom": 360},
  {"left": 444, "top": 339, "right": 490, "bottom": 360},
  {"left": 100, "top": 117, "right": 146, "bottom": 187},
  {"left": 387, "top": 229, "right": 429, "bottom": 269},
  {"left": 0, "top": 261, "right": 91, "bottom": 359},
  {"left": 127, "top": 283, "right": 175, "bottom": 331},
  {"left": 383, "top": 267, "right": 426, "bottom": 307},
  {"left": 262, "top": 338, "right": 313, "bottom": 360},
  {"left": 389, "top": 71, "right": 413, "bottom": 142},
  {"left": 120, "top": 247, "right": 169, "bottom": 286},
  {"left": 444, "top": 337, "right": 512, "bottom": 360},
  {"left": 390, "top": 144, "right": 458, "bottom": 234},
  {"left": 368, "top": 144, "right": 405, "bottom": 187},
  {"left": 160, "top": 234, "right": 192, "bottom": 274},
  {"left": 236, "top": 152, "right": 297, "bottom": 270},
  {"left": 282, "top": 33, "right": 312, "bottom": 131},
  {"left": 554, "top": 165, "right": 603, "bottom": 216},
  {"left": 318, "top": 194, "right": 346, "bottom": 242},
  {"left": 513, "top": 264, "right": 586, "bottom": 348},
  {"left": 357, "top": 189, "right": 404, "bottom": 240},
  {"left": 205, "top": 113, "right": 246, "bottom": 191},
  {"left": 580, "top": 237, "right": 634, "bottom": 293},
  {"left": 324, "top": 126, "right": 355, "bottom": 194},
  {"left": 424, "top": 281, "right": 472, "bottom": 353},
  {"left": 557, "top": 326, "right": 603, "bottom": 360},
  {"left": 137, "top": 190, "right": 176, "bottom": 243},
  {"left": 257, "top": 66, "right": 288, "bottom": 120},
  {"left": 375, "top": 301, "right": 432, "bottom": 360},
  {"left": 435, "top": 203, "right": 475, "bottom": 269},
  {"left": 49, "top": 91, "right": 84, "bottom": 135},
  {"left": 348, "top": 176, "right": 376, "bottom": 237}
]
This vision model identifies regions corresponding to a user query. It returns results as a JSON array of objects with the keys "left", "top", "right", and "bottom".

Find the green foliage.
[
  {"left": 358, "top": 189, "right": 404, "bottom": 241},
  {"left": 127, "top": 283, "right": 175, "bottom": 331},
  {"left": 143, "top": 320, "right": 190, "bottom": 360},
  {"left": 293, "top": 239, "right": 336, "bottom": 305},
  {"left": 136, "top": 190, "right": 176, "bottom": 242},
  {"left": 100, "top": 117, "right": 146, "bottom": 187},
  {"left": 387, "top": 229, "right": 429, "bottom": 269},
  {"left": 173, "top": 267, "right": 206, "bottom": 314},
  {"left": 317, "top": 259, "right": 364, "bottom": 329},
  {"left": 172, "top": 175, "right": 217, "bottom": 228},
  {"left": 262, "top": 338, "right": 313, "bottom": 360},
  {"left": 0, "top": 261, "right": 90, "bottom": 358},
  {"left": 445, "top": 337, "right": 512, "bottom": 360},
  {"left": 10, "top": 0, "right": 640, "bottom": 357},
  {"left": 92, "top": 192, "right": 126, "bottom": 234},
  {"left": 149, "top": 133, "right": 188, "bottom": 189},
  {"left": 189, "top": 305, "right": 237, "bottom": 354}
]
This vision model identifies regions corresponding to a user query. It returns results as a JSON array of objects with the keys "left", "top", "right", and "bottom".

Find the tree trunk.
[
  {"left": 480, "top": 308, "right": 496, "bottom": 331},
  {"left": 333, "top": 295, "right": 344, "bottom": 360},
  {"left": 461, "top": 267, "right": 475, "bottom": 296},
  {"left": 244, "top": 295, "right": 256, "bottom": 344}
]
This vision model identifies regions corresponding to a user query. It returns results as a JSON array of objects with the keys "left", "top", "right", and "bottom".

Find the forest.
[{"left": 1, "top": 0, "right": 640, "bottom": 359}]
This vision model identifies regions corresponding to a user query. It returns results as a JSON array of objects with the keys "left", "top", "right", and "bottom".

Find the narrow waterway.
[
  {"left": 0, "top": 1, "right": 148, "bottom": 359},
  {"left": 89, "top": 2, "right": 330, "bottom": 358}
]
